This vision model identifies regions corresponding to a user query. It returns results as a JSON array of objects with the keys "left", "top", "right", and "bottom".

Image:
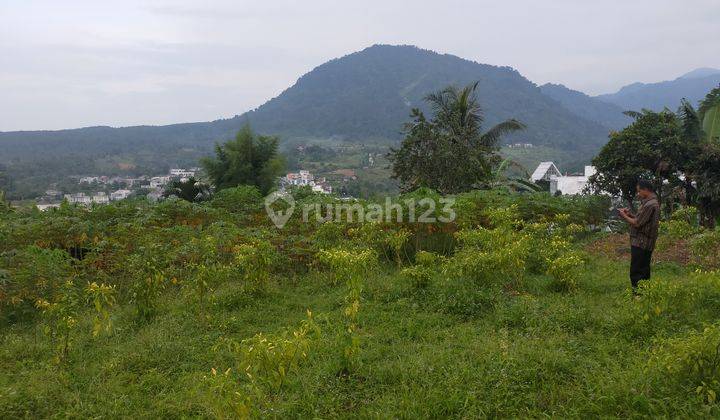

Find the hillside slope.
[
  {"left": 540, "top": 83, "right": 632, "bottom": 131},
  {"left": 596, "top": 69, "right": 720, "bottom": 111},
  {"left": 0, "top": 45, "right": 612, "bottom": 162},
  {"left": 242, "top": 45, "right": 612, "bottom": 151}
]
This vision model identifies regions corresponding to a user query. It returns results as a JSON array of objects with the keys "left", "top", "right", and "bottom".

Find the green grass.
[{"left": 1, "top": 258, "right": 718, "bottom": 418}]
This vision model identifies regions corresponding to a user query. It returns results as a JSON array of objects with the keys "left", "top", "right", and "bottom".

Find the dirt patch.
[{"left": 586, "top": 233, "right": 691, "bottom": 265}]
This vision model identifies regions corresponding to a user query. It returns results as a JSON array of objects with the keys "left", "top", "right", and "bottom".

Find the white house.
[
  {"left": 64, "top": 193, "right": 91, "bottom": 205},
  {"left": 36, "top": 203, "right": 61, "bottom": 211},
  {"left": 110, "top": 189, "right": 132, "bottom": 201},
  {"left": 92, "top": 192, "right": 109, "bottom": 204},
  {"left": 79, "top": 176, "right": 100, "bottom": 184},
  {"left": 285, "top": 170, "right": 314, "bottom": 186},
  {"left": 170, "top": 168, "right": 196, "bottom": 178},
  {"left": 530, "top": 162, "right": 562, "bottom": 182},
  {"left": 549, "top": 166, "right": 596, "bottom": 196},
  {"left": 150, "top": 176, "right": 170, "bottom": 189}
]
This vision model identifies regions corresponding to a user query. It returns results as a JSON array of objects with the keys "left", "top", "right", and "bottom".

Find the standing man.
[{"left": 619, "top": 180, "right": 661, "bottom": 293}]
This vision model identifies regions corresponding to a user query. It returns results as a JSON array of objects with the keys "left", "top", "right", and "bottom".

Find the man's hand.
[{"left": 619, "top": 207, "right": 638, "bottom": 227}]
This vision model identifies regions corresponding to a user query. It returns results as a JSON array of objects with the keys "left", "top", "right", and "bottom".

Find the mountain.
[
  {"left": 680, "top": 68, "right": 720, "bottom": 80},
  {"left": 240, "top": 45, "right": 612, "bottom": 151},
  {"left": 0, "top": 45, "right": 612, "bottom": 157},
  {"left": 539, "top": 83, "right": 632, "bottom": 130},
  {"left": 596, "top": 69, "right": 720, "bottom": 112},
  {"left": 0, "top": 45, "right": 621, "bottom": 197}
]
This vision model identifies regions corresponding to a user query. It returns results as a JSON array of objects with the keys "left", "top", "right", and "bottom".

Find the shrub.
[
  {"left": 209, "top": 186, "right": 263, "bottom": 215},
  {"left": 446, "top": 225, "right": 529, "bottom": 288},
  {"left": 85, "top": 282, "right": 116, "bottom": 337},
  {"left": 317, "top": 247, "right": 377, "bottom": 373},
  {"left": 400, "top": 251, "right": 444, "bottom": 289},
  {"left": 627, "top": 270, "right": 720, "bottom": 336},
  {"left": 219, "top": 311, "right": 321, "bottom": 390},
  {"left": 648, "top": 323, "right": 720, "bottom": 404},
  {"left": 35, "top": 279, "right": 83, "bottom": 360},
  {"left": 546, "top": 251, "right": 585, "bottom": 292},
  {"left": 232, "top": 239, "right": 277, "bottom": 293},
  {"left": 691, "top": 230, "right": 720, "bottom": 268},
  {"left": 1, "top": 246, "right": 74, "bottom": 322}
]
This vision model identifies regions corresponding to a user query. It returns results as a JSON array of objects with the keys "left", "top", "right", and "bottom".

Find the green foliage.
[
  {"left": 589, "top": 109, "right": 689, "bottom": 204},
  {"left": 690, "top": 230, "right": 720, "bottom": 268},
  {"left": 1, "top": 246, "right": 74, "bottom": 322},
  {"left": 217, "top": 311, "right": 321, "bottom": 391},
  {"left": 627, "top": 270, "right": 720, "bottom": 336},
  {"left": 35, "top": 279, "right": 83, "bottom": 360},
  {"left": 209, "top": 185, "right": 264, "bottom": 214},
  {"left": 388, "top": 82, "right": 525, "bottom": 194},
  {"left": 201, "top": 124, "right": 285, "bottom": 195},
  {"left": 317, "top": 247, "right": 377, "bottom": 373},
  {"left": 7, "top": 184, "right": 720, "bottom": 417},
  {"left": 400, "top": 251, "right": 444, "bottom": 289},
  {"left": 232, "top": 239, "right": 277, "bottom": 294},
  {"left": 163, "top": 177, "right": 212, "bottom": 203},
  {"left": 700, "top": 85, "right": 720, "bottom": 144},
  {"left": 546, "top": 251, "right": 584, "bottom": 292},
  {"left": 648, "top": 323, "right": 720, "bottom": 404},
  {"left": 85, "top": 282, "right": 116, "bottom": 337},
  {"left": 128, "top": 258, "right": 166, "bottom": 322}
]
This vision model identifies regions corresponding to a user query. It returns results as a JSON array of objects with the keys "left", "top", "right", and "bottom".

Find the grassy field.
[{"left": 2, "top": 255, "right": 718, "bottom": 418}]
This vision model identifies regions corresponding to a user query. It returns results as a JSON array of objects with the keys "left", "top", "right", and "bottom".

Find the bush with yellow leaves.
[{"left": 648, "top": 323, "right": 720, "bottom": 404}]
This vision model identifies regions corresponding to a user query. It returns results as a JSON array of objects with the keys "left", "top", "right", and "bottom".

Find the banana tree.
[{"left": 700, "top": 85, "right": 720, "bottom": 143}]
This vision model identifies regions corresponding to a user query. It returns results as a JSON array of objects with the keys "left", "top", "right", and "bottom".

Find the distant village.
[
  {"left": 35, "top": 168, "right": 200, "bottom": 211},
  {"left": 32, "top": 157, "right": 595, "bottom": 211},
  {"left": 34, "top": 167, "right": 342, "bottom": 211},
  {"left": 281, "top": 170, "right": 334, "bottom": 194}
]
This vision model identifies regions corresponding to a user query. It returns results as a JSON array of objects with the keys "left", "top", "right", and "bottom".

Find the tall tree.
[
  {"left": 388, "top": 82, "right": 525, "bottom": 194},
  {"left": 682, "top": 86, "right": 720, "bottom": 227},
  {"left": 201, "top": 125, "right": 285, "bottom": 195},
  {"left": 588, "top": 110, "right": 689, "bottom": 207}
]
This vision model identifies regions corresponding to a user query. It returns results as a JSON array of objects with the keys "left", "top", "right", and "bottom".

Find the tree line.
[{"left": 589, "top": 86, "right": 720, "bottom": 227}]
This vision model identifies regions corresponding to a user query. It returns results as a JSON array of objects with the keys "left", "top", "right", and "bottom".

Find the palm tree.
[
  {"left": 425, "top": 82, "right": 525, "bottom": 147},
  {"left": 390, "top": 82, "right": 526, "bottom": 194}
]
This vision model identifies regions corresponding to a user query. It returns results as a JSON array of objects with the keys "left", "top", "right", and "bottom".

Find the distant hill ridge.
[
  {"left": 1, "top": 45, "right": 716, "bottom": 196},
  {"left": 0, "top": 44, "right": 614, "bottom": 162},
  {"left": 596, "top": 68, "right": 720, "bottom": 111}
]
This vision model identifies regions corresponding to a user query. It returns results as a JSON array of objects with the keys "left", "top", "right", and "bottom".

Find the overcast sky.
[{"left": 1, "top": 0, "right": 718, "bottom": 131}]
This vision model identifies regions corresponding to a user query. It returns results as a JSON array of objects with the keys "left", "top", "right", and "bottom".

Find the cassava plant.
[
  {"left": 85, "top": 282, "right": 116, "bottom": 337},
  {"left": 233, "top": 239, "right": 276, "bottom": 293},
  {"left": 213, "top": 311, "right": 320, "bottom": 392},
  {"left": 401, "top": 251, "right": 444, "bottom": 289},
  {"left": 317, "top": 247, "right": 377, "bottom": 374},
  {"left": 386, "top": 229, "right": 411, "bottom": 268},
  {"left": 35, "top": 279, "right": 82, "bottom": 361}
]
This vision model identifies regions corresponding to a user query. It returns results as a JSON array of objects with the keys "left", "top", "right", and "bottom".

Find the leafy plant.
[
  {"left": 215, "top": 311, "right": 321, "bottom": 391},
  {"left": 35, "top": 279, "right": 82, "bottom": 360},
  {"left": 546, "top": 251, "right": 584, "bottom": 292},
  {"left": 233, "top": 239, "right": 276, "bottom": 293},
  {"left": 85, "top": 282, "right": 116, "bottom": 337},
  {"left": 401, "top": 251, "right": 443, "bottom": 289},
  {"left": 128, "top": 257, "right": 167, "bottom": 322},
  {"left": 317, "top": 248, "right": 377, "bottom": 373},
  {"left": 648, "top": 323, "right": 720, "bottom": 404}
]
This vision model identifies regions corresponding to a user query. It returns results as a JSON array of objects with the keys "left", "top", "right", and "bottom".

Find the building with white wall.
[
  {"left": 530, "top": 162, "right": 562, "bottom": 182},
  {"left": 549, "top": 166, "right": 596, "bottom": 196}
]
